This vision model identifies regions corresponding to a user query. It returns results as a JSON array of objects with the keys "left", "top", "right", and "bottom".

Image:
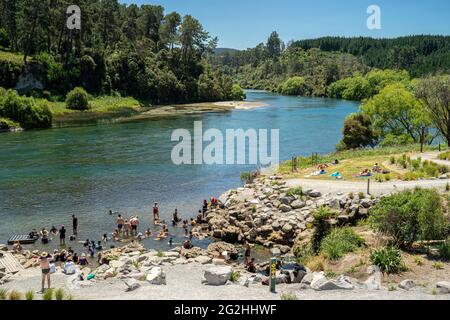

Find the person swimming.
[{"left": 144, "top": 228, "right": 152, "bottom": 238}]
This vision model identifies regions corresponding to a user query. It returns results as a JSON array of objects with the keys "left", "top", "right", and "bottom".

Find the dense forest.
[
  {"left": 212, "top": 32, "right": 450, "bottom": 149},
  {"left": 0, "top": 0, "right": 246, "bottom": 129},
  {"left": 212, "top": 33, "right": 450, "bottom": 95}
]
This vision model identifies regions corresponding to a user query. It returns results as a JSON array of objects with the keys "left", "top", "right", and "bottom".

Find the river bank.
[{"left": 50, "top": 100, "right": 267, "bottom": 128}]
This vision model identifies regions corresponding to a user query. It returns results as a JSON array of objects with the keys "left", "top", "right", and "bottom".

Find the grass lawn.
[{"left": 279, "top": 145, "right": 446, "bottom": 182}]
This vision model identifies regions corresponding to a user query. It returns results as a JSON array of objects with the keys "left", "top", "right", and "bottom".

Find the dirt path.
[
  {"left": 285, "top": 178, "right": 450, "bottom": 196},
  {"left": 3, "top": 265, "right": 448, "bottom": 300},
  {"left": 412, "top": 151, "right": 450, "bottom": 167}
]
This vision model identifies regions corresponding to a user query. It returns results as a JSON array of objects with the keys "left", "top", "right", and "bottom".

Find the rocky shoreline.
[
  {"left": 206, "top": 175, "right": 378, "bottom": 254},
  {"left": 1, "top": 174, "right": 450, "bottom": 299}
]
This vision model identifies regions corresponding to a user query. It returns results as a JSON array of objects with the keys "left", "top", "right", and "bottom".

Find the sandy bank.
[{"left": 214, "top": 101, "right": 269, "bottom": 110}]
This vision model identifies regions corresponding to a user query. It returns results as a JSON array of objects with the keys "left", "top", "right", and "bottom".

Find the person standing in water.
[
  {"left": 59, "top": 225, "right": 66, "bottom": 246},
  {"left": 117, "top": 215, "right": 125, "bottom": 234},
  {"left": 39, "top": 252, "right": 51, "bottom": 293},
  {"left": 72, "top": 215, "right": 78, "bottom": 236},
  {"left": 153, "top": 203, "right": 160, "bottom": 222}
]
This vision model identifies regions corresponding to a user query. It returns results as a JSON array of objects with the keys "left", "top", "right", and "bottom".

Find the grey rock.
[
  {"left": 307, "top": 190, "right": 322, "bottom": 198},
  {"left": 291, "top": 200, "right": 306, "bottom": 209},
  {"left": 203, "top": 266, "right": 233, "bottom": 286},
  {"left": 146, "top": 267, "right": 167, "bottom": 285},
  {"left": 124, "top": 278, "right": 141, "bottom": 292},
  {"left": 270, "top": 247, "right": 281, "bottom": 257},
  {"left": 399, "top": 279, "right": 416, "bottom": 291},
  {"left": 279, "top": 204, "right": 292, "bottom": 213},
  {"left": 436, "top": 281, "right": 450, "bottom": 294}
]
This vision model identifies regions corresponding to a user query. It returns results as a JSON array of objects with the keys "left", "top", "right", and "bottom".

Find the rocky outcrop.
[
  {"left": 203, "top": 266, "right": 233, "bottom": 286},
  {"left": 207, "top": 176, "right": 379, "bottom": 248}
]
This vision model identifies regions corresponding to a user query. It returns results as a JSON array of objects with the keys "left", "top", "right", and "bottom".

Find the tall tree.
[{"left": 415, "top": 76, "right": 450, "bottom": 146}]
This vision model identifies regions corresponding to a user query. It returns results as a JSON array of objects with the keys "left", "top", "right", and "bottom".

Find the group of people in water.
[
  {"left": 110, "top": 199, "right": 219, "bottom": 250},
  {"left": 14, "top": 196, "right": 260, "bottom": 293}
]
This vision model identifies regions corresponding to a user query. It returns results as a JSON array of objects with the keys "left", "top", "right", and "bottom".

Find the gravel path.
[
  {"left": 285, "top": 178, "right": 450, "bottom": 196},
  {"left": 3, "top": 265, "right": 449, "bottom": 300}
]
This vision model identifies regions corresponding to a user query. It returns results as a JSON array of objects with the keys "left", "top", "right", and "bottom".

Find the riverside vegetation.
[{"left": 0, "top": 0, "right": 246, "bottom": 131}]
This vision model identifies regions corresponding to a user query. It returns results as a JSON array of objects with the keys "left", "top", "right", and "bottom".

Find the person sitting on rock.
[
  {"left": 62, "top": 256, "right": 76, "bottom": 275},
  {"left": 183, "top": 239, "right": 193, "bottom": 249},
  {"left": 247, "top": 258, "right": 256, "bottom": 273},
  {"left": 13, "top": 241, "right": 22, "bottom": 253},
  {"left": 78, "top": 253, "right": 89, "bottom": 266}
]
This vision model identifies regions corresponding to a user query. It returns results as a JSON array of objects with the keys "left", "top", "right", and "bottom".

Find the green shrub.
[
  {"left": 42, "top": 288, "right": 54, "bottom": 300},
  {"left": 230, "top": 84, "right": 246, "bottom": 101},
  {"left": 320, "top": 228, "right": 365, "bottom": 260},
  {"left": 375, "top": 174, "right": 384, "bottom": 183},
  {"left": 55, "top": 288, "right": 65, "bottom": 300},
  {"left": 66, "top": 87, "right": 90, "bottom": 110},
  {"left": 369, "top": 189, "right": 448, "bottom": 247},
  {"left": 438, "top": 238, "right": 450, "bottom": 260},
  {"left": 25, "top": 290, "right": 35, "bottom": 301},
  {"left": 294, "top": 243, "right": 314, "bottom": 265},
  {"left": 312, "top": 207, "right": 337, "bottom": 253},
  {"left": 286, "top": 187, "right": 303, "bottom": 197},
  {"left": 230, "top": 271, "right": 241, "bottom": 282},
  {"left": 0, "top": 89, "right": 52, "bottom": 129},
  {"left": 281, "top": 292, "right": 298, "bottom": 300},
  {"left": 0, "top": 288, "right": 8, "bottom": 300},
  {"left": 390, "top": 156, "right": 396, "bottom": 165},
  {"left": 432, "top": 261, "right": 444, "bottom": 270},
  {"left": 438, "top": 151, "right": 450, "bottom": 161},
  {"left": 280, "top": 76, "right": 309, "bottom": 96},
  {"left": 370, "top": 246, "right": 405, "bottom": 274}
]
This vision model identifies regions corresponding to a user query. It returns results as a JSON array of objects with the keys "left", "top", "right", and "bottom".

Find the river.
[{"left": 0, "top": 91, "right": 359, "bottom": 252}]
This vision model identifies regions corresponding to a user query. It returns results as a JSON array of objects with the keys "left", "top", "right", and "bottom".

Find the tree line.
[{"left": 0, "top": 0, "right": 244, "bottom": 105}]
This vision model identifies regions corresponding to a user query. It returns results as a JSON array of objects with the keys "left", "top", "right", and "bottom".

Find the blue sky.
[{"left": 121, "top": 0, "right": 450, "bottom": 49}]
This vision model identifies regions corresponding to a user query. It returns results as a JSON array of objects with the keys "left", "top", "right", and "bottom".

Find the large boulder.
[
  {"left": 203, "top": 266, "right": 233, "bottom": 286},
  {"left": 124, "top": 278, "right": 141, "bottom": 292},
  {"left": 207, "top": 242, "right": 238, "bottom": 260},
  {"left": 399, "top": 279, "right": 416, "bottom": 291},
  {"left": 436, "top": 281, "right": 450, "bottom": 294},
  {"left": 146, "top": 267, "right": 166, "bottom": 285},
  {"left": 364, "top": 269, "right": 382, "bottom": 290}
]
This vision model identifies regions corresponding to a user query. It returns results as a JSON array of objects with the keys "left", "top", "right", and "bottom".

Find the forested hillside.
[
  {"left": 212, "top": 33, "right": 450, "bottom": 95},
  {"left": 0, "top": 0, "right": 242, "bottom": 104}
]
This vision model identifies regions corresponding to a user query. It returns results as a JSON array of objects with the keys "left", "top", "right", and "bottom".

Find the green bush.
[
  {"left": 0, "top": 89, "right": 52, "bottom": 129},
  {"left": 370, "top": 246, "right": 405, "bottom": 274},
  {"left": 66, "top": 87, "right": 90, "bottom": 110},
  {"left": 42, "top": 288, "right": 54, "bottom": 300},
  {"left": 438, "top": 151, "right": 450, "bottom": 160},
  {"left": 320, "top": 228, "right": 365, "bottom": 260},
  {"left": 0, "top": 288, "right": 8, "bottom": 300},
  {"left": 25, "top": 290, "right": 35, "bottom": 301},
  {"left": 438, "top": 238, "right": 450, "bottom": 260},
  {"left": 312, "top": 207, "right": 337, "bottom": 253},
  {"left": 286, "top": 187, "right": 303, "bottom": 197},
  {"left": 230, "top": 84, "right": 246, "bottom": 101},
  {"left": 369, "top": 189, "right": 448, "bottom": 247},
  {"left": 280, "top": 76, "right": 309, "bottom": 96},
  {"left": 55, "top": 288, "right": 65, "bottom": 300}
]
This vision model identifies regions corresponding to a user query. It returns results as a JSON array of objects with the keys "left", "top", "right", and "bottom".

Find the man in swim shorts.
[
  {"left": 117, "top": 215, "right": 125, "bottom": 233},
  {"left": 39, "top": 252, "right": 51, "bottom": 293}
]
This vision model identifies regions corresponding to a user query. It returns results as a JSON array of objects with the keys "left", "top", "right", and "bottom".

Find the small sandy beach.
[{"left": 214, "top": 101, "right": 269, "bottom": 110}]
